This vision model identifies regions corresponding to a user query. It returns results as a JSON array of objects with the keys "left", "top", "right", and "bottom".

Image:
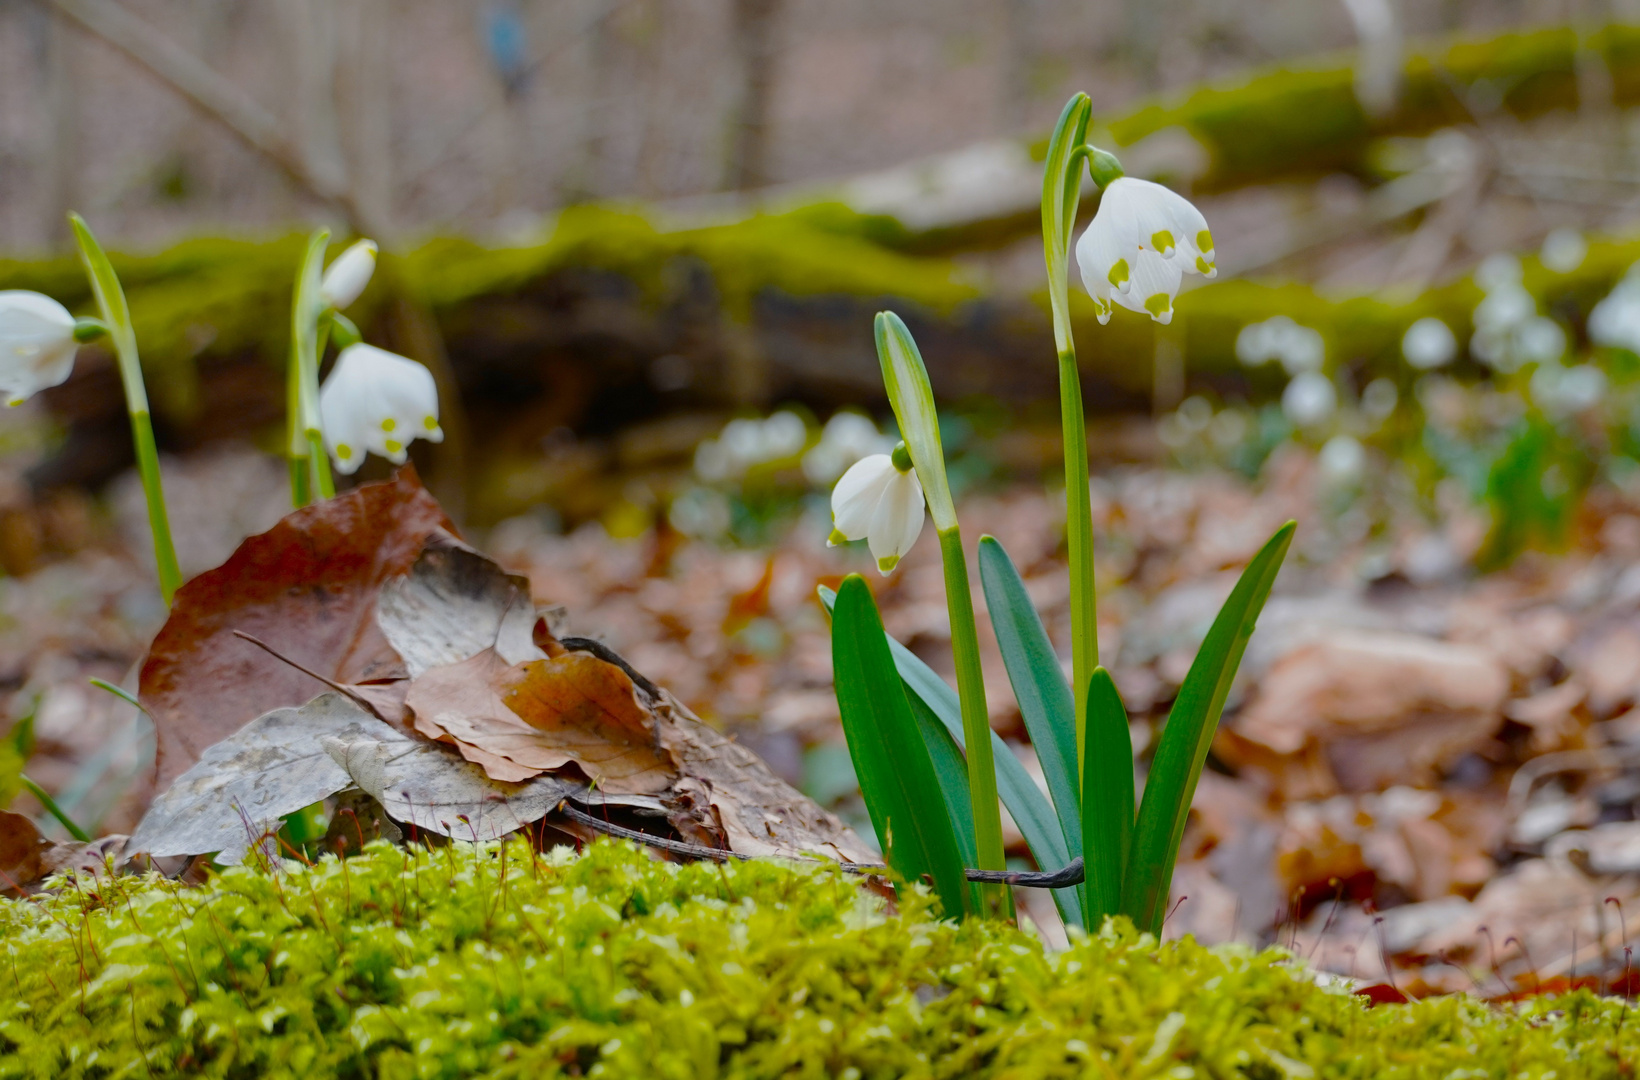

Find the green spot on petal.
[
  {"left": 1197, "top": 229, "right": 1213, "bottom": 253},
  {"left": 827, "top": 528, "right": 848, "bottom": 547},
  {"left": 423, "top": 415, "right": 439, "bottom": 430},
  {"left": 1196, "top": 256, "right": 1213, "bottom": 274},
  {"left": 1144, "top": 293, "right": 1173, "bottom": 319},
  {"left": 876, "top": 554, "right": 900, "bottom": 574},
  {"left": 1150, "top": 230, "right": 1175, "bottom": 252},
  {"left": 337, "top": 444, "right": 353, "bottom": 459},
  {"left": 1107, "top": 259, "right": 1130, "bottom": 288},
  {"left": 384, "top": 439, "right": 403, "bottom": 454},
  {"left": 380, "top": 418, "right": 397, "bottom": 432}
]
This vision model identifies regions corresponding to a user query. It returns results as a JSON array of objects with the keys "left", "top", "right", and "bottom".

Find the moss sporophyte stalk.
[{"left": 1, "top": 839, "right": 1634, "bottom": 1078}]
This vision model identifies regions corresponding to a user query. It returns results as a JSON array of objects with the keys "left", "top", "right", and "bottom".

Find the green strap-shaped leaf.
[
  {"left": 821, "top": 585, "right": 1083, "bottom": 927},
  {"left": 976, "top": 536, "right": 1081, "bottom": 855},
  {"left": 1122, "top": 522, "right": 1294, "bottom": 934},
  {"left": 830, "top": 575, "right": 971, "bottom": 918},
  {"left": 1081, "top": 667, "right": 1133, "bottom": 927}
]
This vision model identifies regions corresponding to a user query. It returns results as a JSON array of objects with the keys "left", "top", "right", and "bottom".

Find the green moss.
[
  {"left": 406, "top": 205, "right": 979, "bottom": 319},
  {"left": 0, "top": 839, "right": 1632, "bottom": 1078},
  {"left": 1100, "top": 24, "right": 1640, "bottom": 191}
]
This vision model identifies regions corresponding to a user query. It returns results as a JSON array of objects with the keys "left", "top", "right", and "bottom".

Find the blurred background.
[{"left": 12, "top": 0, "right": 1640, "bottom": 997}]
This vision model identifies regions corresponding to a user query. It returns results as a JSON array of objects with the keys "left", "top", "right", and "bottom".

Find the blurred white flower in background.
[
  {"left": 801, "top": 411, "right": 892, "bottom": 486},
  {"left": 1401, "top": 317, "right": 1456, "bottom": 370},
  {"left": 319, "top": 239, "right": 378, "bottom": 310},
  {"left": 1236, "top": 315, "right": 1325, "bottom": 374},
  {"left": 1075, "top": 177, "right": 1215, "bottom": 325},
  {"left": 1282, "top": 371, "right": 1337, "bottom": 428},
  {"left": 1318, "top": 434, "right": 1366, "bottom": 485},
  {"left": 1475, "top": 252, "right": 1523, "bottom": 292},
  {"left": 1530, "top": 362, "right": 1607, "bottom": 418},
  {"left": 0, "top": 291, "right": 78, "bottom": 406},
  {"left": 319, "top": 343, "right": 443, "bottom": 473},
  {"left": 1513, "top": 316, "right": 1567, "bottom": 366},
  {"left": 694, "top": 410, "right": 809, "bottom": 483},
  {"left": 1361, "top": 377, "right": 1399, "bottom": 425},
  {"left": 1589, "top": 265, "right": 1640, "bottom": 353},
  {"left": 1540, "top": 228, "right": 1587, "bottom": 274},
  {"left": 667, "top": 486, "right": 733, "bottom": 539},
  {"left": 828, "top": 448, "right": 925, "bottom": 574}
]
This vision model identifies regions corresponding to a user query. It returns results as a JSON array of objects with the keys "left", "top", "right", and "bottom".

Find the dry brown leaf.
[
  {"left": 139, "top": 466, "right": 454, "bottom": 788},
  {"left": 405, "top": 646, "right": 675, "bottom": 793},
  {"left": 0, "top": 810, "right": 47, "bottom": 894}
]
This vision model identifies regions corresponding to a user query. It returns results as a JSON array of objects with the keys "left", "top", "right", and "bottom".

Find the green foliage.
[
  {"left": 1476, "top": 414, "right": 1592, "bottom": 571},
  {"left": 2, "top": 839, "right": 1636, "bottom": 1078},
  {"left": 829, "top": 575, "right": 972, "bottom": 917},
  {"left": 1124, "top": 523, "right": 1295, "bottom": 934}
]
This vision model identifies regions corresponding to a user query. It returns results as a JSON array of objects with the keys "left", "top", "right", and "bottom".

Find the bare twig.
[
  {"left": 47, "top": 0, "right": 376, "bottom": 233},
  {"left": 229, "top": 630, "right": 385, "bottom": 720},
  {"left": 556, "top": 802, "right": 1086, "bottom": 888}
]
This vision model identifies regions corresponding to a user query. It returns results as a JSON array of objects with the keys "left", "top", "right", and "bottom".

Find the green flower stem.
[
  {"left": 937, "top": 525, "right": 1008, "bottom": 917},
  {"left": 1040, "top": 95, "right": 1099, "bottom": 773},
  {"left": 19, "top": 774, "right": 91, "bottom": 842},
  {"left": 1058, "top": 345, "right": 1100, "bottom": 773},
  {"left": 288, "top": 230, "right": 333, "bottom": 503},
  {"left": 67, "top": 214, "right": 182, "bottom": 606}
]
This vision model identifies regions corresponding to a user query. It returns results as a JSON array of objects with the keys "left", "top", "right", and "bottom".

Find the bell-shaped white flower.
[
  {"left": 318, "top": 343, "right": 442, "bottom": 474},
  {"left": 1540, "top": 228, "right": 1586, "bottom": 274},
  {"left": 319, "top": 239, "right": 378, "bottom": 310},
  {"left": 1402, "top": 317, "right": 1456, "bottom": 370},
  {"left": 828, "top": 445, "right": 925, "bottom": 574},
  {"left": 1075, "top": 177, "right": 1214, "bottom": 326},
  {"left": 1590, "top": 273, "right": 1640, "bottom": 353},
  {"left": 0, "top": 291, "right": 79, "bottom": 407}
]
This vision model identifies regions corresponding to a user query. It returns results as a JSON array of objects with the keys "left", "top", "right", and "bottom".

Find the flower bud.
[{"left": 319, "top": 239, "right": 378, "bottom": 310}]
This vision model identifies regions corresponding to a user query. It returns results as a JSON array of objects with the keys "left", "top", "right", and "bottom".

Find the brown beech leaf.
[
  {"left": 404, "top": 647, "right": 676, "bottom": 793},
  {"left": 0, "top": 810, "right": 47, "bottom": 895},
  {"left": 139, "top": 466, "right": 454, "bottom": 789}
]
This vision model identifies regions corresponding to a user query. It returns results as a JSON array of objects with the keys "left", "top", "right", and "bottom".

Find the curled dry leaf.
[
  {"left": 140, "top": 466, "right": 454, "bottom": 789},
  {"left": 127, "top": 692, "right": 401, "bottom": 864},
  {"left": 322, "top": 729, "right": 582, "bottom": 841},
  {"left": 405, "top": 645, "right": 676, "bottom": 793}
]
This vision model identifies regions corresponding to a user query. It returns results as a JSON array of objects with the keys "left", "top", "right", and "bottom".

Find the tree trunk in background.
[
  {"left": 726, "top": 0, "right": 780, "bottom": 191},
  {"left": 283, "top": 0, "right": 350, "bottom": 211},
  {"left": 338, "top": 0, "right": 393, "bottom": 239},
  {"left": 44, "top": 9, "right": 80, "bottom": 248}
]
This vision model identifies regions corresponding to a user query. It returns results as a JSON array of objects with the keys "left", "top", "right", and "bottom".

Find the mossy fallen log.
[{"left": 2, "top": 838, "right": 1634, "bottom": 1077}]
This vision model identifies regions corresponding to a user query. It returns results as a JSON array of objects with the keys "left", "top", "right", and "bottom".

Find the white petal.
[
  {"left": 831, "top": 455, "right": 896, "bottom": 540},
  {"left": 0, "top": 291, "right": 78, "bottom": 405},
  {"left": 865, "top": 470, "right": 925, "bottom": 572},
  {"left": 320, "top": 240, "right": 378, "bottom": 309},
  {"left": 1075, "top": 215, "right": 1135, "bottom": 297},
  {"left": 1110, "top": 249, "right": 1183, "bottom": 324}
]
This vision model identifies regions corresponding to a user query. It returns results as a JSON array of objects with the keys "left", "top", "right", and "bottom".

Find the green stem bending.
[
  {"left": 289, "top": 229, "right": 334, "bottom": 505},
  {"left": 937, "top": 526, "right": 1007, "bottom": 915},
  {"left": 131, "top": 412, "right": 183, "bottom": 605},
  {"left": 67, "top": 213, "right": 182, "bottom": 605},
  {"left": 20, "top": 775, "right": 92, "bottom": 843},
  {"left": 1058, "top": 348, "right": 1099, "bottom": 774}
]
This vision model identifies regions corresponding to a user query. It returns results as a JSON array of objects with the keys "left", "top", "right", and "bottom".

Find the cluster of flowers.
[{"left": 0, "top": 239, "right": 442, "bottom": 476}]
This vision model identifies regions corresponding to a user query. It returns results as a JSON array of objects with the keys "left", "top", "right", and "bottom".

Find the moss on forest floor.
[{"left": 1, "top": 839, "right": 1633, "bottom": 1079}]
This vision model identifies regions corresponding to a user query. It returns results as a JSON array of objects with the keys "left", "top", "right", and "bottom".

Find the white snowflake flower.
[
  {"left": 828, "top": 445, "right": 926, "bottom": 574},
  {"left": 319, "top": 239, "right": 378, "bottom": 310},
  {"left": 1075, "top": 177, "right": 1214, "bottom": 325},
  {"left": 0, "top": 291, "right": 78, "bottom": 407},
  {"left": 318, "top": 343, "right": 442, "bottom": 474},
  {"left": 1401, "top": 317, "right": 1457, "bottom": 370}
]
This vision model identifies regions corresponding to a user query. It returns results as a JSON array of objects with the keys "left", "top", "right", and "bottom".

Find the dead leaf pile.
[{"left": 120, "top": 467, "right": 871, "bottom": 870}]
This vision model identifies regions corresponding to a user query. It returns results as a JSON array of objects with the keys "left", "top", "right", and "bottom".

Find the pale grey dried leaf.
[
  {"left": 128, "top": 693, "right": 398, "bottom": 863},
  {"left": 376, "top": 540, "right": 544, "bottom": 678},
  {"left": 321, "top": 729, "right": 581, "bottom": 840}
]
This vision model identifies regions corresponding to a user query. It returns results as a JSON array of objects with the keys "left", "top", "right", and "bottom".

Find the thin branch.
[
  {"left": 229, "top": 631, "right": 385, "bottom": 720},
  {"left": 47, "top": 0, "right": 374, "bottom": 233},
  {"left": 555, "top": 802, "right": 1086, "bottom": 888}
]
